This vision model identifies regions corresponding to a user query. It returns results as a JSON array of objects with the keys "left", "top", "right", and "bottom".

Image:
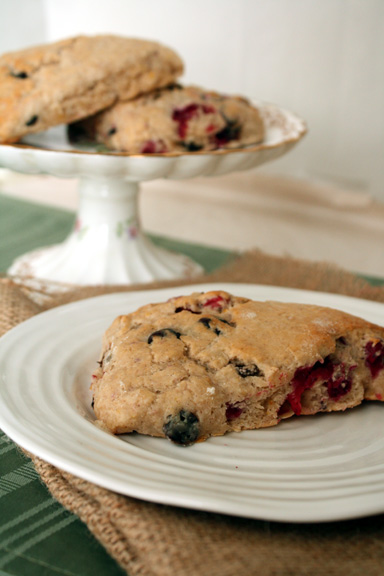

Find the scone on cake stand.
[{"left": 0, "top": 101, "right": 306, "bottom": 287}]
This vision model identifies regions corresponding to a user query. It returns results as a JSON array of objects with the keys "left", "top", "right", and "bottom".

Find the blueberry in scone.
[
  {"left": 163, "top": 410, "right": 200, "bottom": 445},
  {"left": 91, "top": 291, "right": 384, "bottom": 445},
  {"left": 69, "top": 84, "right": 264, "bottom": 154}
]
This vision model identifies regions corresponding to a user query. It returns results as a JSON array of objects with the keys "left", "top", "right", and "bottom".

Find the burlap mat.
[{"left": 1, "top": 250, "right": 384, "bottom": 576}]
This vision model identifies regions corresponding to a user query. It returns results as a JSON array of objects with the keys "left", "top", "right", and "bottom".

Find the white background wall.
[{"left": 1, "top": 0, "right": 383, "bottom": 200}]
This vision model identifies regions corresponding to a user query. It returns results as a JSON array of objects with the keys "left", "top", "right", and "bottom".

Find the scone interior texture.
[
  {"left": 91, "top": 291, "right": 384, "bottom": 445},
  {"left": 69, "top": 84, "right": 265, "bottom": 154},
  {"left": 0, "top": 35, "right": 183, "bottom": 142}
]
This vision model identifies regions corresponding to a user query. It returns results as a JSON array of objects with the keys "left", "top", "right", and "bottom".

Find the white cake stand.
[{"left": 0, "top": 102, "right": 306, "bottom": 286}]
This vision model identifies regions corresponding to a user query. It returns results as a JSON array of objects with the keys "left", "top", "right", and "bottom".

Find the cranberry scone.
[
  {"left": 91, "top": 291, "right": 384, "bottom": 445},
  {"left": 69, "top": 84, "right": 264, "bottom": 153},
  {"left": 0, "top": 35, "right": 183, "bottom": 143}
]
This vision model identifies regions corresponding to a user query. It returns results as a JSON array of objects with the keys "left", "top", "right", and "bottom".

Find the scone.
[
  {"left": 69, "top": 84, "right": 264, "bottom": 153},
  {"left": 91, "top": 291, "right": 384, "bottom": 445},
  {"left": 0, "top": 35, "right": 183, "bottom": 143}
]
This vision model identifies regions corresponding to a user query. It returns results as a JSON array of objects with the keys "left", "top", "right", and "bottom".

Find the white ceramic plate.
[{"left": 0, "top": 283, "right": 383, "bottom": 523}]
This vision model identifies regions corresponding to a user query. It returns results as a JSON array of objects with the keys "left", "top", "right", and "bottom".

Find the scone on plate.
[
  {"left": 0, "top": 35, "right": 183, "bottom": 143},
  {"left": 91, "top": 290, "right": 384, "bottom": 445},
  {"left": 69, "top": 84, "right": 265, "bottom": 153}
]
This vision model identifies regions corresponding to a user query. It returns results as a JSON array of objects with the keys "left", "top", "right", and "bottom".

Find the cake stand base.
[
  {"left": 1, "top": 101, "right": 306, "bottom": 286},
  {"left": 8, "top": 177, "right": 203, "bottom": 285}
]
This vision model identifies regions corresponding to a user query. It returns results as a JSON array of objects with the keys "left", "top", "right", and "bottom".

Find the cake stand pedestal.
[
  {"left": 8, "top": 177, "right": 202, "bottom": 285},
  {"left": 0, "top": 101, "right": 306, "bottom": 286}
]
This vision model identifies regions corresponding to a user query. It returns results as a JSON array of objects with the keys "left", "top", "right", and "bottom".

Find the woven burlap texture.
[{"left": 2, "top": 250, "right": 384, "bottom": 576}]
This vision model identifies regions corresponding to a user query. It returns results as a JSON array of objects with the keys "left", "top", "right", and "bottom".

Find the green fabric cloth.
[
  {"left": 0, "top": 430, "right": 126, "bottom": 576},
  {"left": 0, "top": 194, "right": 231, "bottom": 575}
]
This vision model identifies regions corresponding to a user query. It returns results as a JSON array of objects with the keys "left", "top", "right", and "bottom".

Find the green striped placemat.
[{"left": 0, "top": 430, "right": 126, "bottom": 576}]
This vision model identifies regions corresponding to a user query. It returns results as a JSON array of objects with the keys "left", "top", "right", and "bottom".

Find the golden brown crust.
[
  {"left": 0, "top": 35, "right": 183, "bottom": 142},
  {"left": 91, "top": 291, "right": 384, "bottom": 444}
]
